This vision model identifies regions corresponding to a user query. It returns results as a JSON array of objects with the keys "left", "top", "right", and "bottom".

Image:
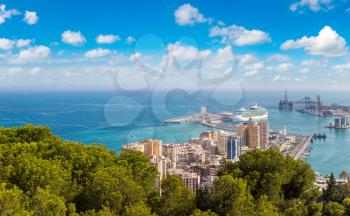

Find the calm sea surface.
[{"left": 0, "top": 90, "right": 349, "bottom": 175}]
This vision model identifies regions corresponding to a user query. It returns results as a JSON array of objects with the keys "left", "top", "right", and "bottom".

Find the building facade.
[{"left": 226, "top": 135, "right": 241, "bottom": 160}]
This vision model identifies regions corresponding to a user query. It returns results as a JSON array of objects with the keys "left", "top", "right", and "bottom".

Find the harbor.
[
  {"left": 279, "top": 91, "right": 350, "bottom": 117},
  {"left": 163, "top": 105, "right": 235, "bottom": 130}
]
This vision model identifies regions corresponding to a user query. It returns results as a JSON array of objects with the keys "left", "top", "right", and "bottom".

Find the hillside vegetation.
[{"left": 0, "top": 125, "right": 349, "bottom": 216}]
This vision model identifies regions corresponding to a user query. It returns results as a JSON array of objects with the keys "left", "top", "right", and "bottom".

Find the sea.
[{"left": 0, "top": 90, "right": 349, "bottom": 176}]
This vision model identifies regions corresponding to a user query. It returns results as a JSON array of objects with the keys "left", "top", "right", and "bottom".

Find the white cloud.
[
  {"left": 273, "top": 74, "right": 289, "bottom": 81},
  {"left": 209, "top": 24, "right": 271, "bottom": 46},
  {"left": 129, "top": 52, "right": 141, "bottom": 62},
  {"left": 299, "top": 68, "right": 310, "bottom": 73},
  {"left": 11, "top": 45, "right": 50, "bottom": 64},
  {"left": 238, "top": 54, "right": 264, "bottom": 76},
  {"left": 0, "top": 38, "right": 33, "bottom": 50},
  {"left": 24, "top": 11, "right": 39, "bottom": 25},
  {"left": 276, "top": 63, "right": 294, "bottom": 72},
  {"left": 61, "top": 30, "right": 86, "bottom": 46},
  {"left": 281, "top": 26, "right": 347, "bottom": 57},
  {"left": 96, "top": 34, "right": 120, "bottom": 44},
  {"left": 85, "top": 48, "right": 112, "bottom": 58},
  {"left": 332, "top": 63, "right": 350, "bottom": 73},
  {"left": 206, "top": 45, "right": 234, "bottom": 70},
  {"left": 30, "top": 67, "right": 41, "bottom": 75},
  {"left": 300, "top": 59, "right": 328, "bottom": 68},
  {"left": 266, "top": 54, "right": 291, "bottom": 62},
  {"left": 166, "top": 42, "right": 211, "bottom": 61},
  {"left": 0, "top": 38, "right": 14, "bottom": 50},
  {"left": 290, "top": 0, "right": 333, "bottom": 12},
  {"left": 16, "top": 39, "right": 32, "bottom": 48},
  {"left": 0, "top": 4, "right": 19, "bottom": 25},
  {"left": 174, "top": 3, "right": 207, "bottom": 26},
  {"left": 8, "top": 67, "right": 23, "bottom": 74},
  {"left": 126, "top": 36, "right": 136, "bottom": 44}
]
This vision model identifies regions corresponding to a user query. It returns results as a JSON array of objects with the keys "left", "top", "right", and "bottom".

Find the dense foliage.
[{"left": 1, "top": 125, "right": 350, "bottom": 215}]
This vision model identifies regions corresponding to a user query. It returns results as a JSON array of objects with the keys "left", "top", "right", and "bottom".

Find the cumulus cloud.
[
  {"left": 16, "top": 39, "right": 32, "bottom": 48},
  {"left": 96, "top": 34, "right": 120, "bottom": 44},
  {"left": 300, "top": 59, "right": 328, "bottom": 68},
  {"left": 11, "top": 45, "right": 50, "bottom": 64},
  {"left": 129, "top": 52, "right": 141, "bottom": 62},
  {"left": 0, "top": 4, "right": 19, "bottom": 25},
  {"left": 207, "top": 45, "right": 235, "bottom": 69},
  {"left": 238, "top": 54, "right": 264, "bottom": 76},
  {"left": 276, "top": 63, "right": 294, "bottom": 72},
  {"left": 281, "top": 26, "right": 347, "bottom": 57},
  {"left": 332, "top": 63, "right": 350, "bottom": 73},
  {"left": 0, "top": 38, "right": 14, "bottom": 50},
  {"left": 126, "top": 36, "right": 136, "bottom": 44},
  {"left": 266, "top": 54, "right": 291, "bottom": 62},
  {"left": 174, "top": 3, "right": 207, "bottom": 26},
  {"left": 85, "top": 48, "right": 112, "bottom": 58},
  {"left": 0, "top": 38, "right": 33, "bottom": 50},
  {"left": 209, "top": 24, "right": 271, "bottom": 46},
  {"left": 290, "top": 0, "right": 333, "bottom": 12},
  {"left": 24, "top": 10, "right": 39, "bottom": 25},
  {"left": 30, "top": 67, "right": 41, "bottom": 75},
  {"left": 273, "top": 74, "right": 289, "bottom": 81},
  {"left": 166, "top": 42, "right": 211, "bottom": 61},
  {"left": 61, "top": 30, "right": 86, "bottom": 46}
]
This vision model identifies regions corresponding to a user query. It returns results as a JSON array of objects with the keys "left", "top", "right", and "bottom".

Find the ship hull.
[{"left": 232, "top": 114, "right": 268, "bottom": 122}]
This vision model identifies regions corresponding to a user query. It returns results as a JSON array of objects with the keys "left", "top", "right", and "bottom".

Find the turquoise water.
[{"left": 0, "top": 90, "right": 349, "bottom": 175}]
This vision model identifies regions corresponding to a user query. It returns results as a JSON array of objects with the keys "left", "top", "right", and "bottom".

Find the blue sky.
[{"left": 1, "top": 0, "right": 350, "bottom": 90}]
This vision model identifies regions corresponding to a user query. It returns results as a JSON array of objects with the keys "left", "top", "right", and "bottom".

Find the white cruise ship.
[{"left": 233, "top": 105, "right": 268, "bottom": 122}]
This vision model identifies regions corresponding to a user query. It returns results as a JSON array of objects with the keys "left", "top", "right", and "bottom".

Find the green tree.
[
  {"left": 323, "top": 173, "right": 344, "bottom": 203},
  {"left": 220, "top": 148, "right": 316, "bottom": 206},
  {"left": 323, "top": 201, "right": 345, "bottom": 216},
  {"left": 87, "top": 165, "right": 145, "bottom": 214},
  {"left": 190, "top": 209, "right": 218, "bottom": 216},
  {"left": 118, "top": 151, "right": 157, "bottom": 190},
  {"left": 255, "top": 195, "right": 279, "bottom": 216},
  {"left": 339, "top": 171, "right": 349, "bottom": 181},
  {"left": 125, "top": 201, "right": 153, "bottom": 216},
  {"left": 9, "top": 152, "right": 76, "bottom": 200},
  {"left": 30, "top": 187, "right": 67, "bottom": 216},
  {"left": 0, "top": 182, "right": 31, "bottom": 215},
  {"left": 307, "top": 201, "right": 323, "bottom": 216},
  {"left": 158, "top": 175, "right": 195, "bottom": 216},
  {"left": 210, "top": 175, "right": 255, "bottom": 216},
  {"left": 342, "top": 197, "right": 350, "bottom": 216},
  {"left": 283, "top": 199, "right": 308, "bottom": 216},
  {"left": 81, "top": 207, "right": 117, "bottom": 216}
]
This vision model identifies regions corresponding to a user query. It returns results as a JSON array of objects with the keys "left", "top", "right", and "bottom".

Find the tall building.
[
  {"left": 226, "top": 135, "right": 241, "bottom": 160},
  {"left": 236, "top": 124, "right": 247, "bottom": 147},
  {"left": 156, "top": 157, "right": 169, "bottom": 181},
  {"left": 217, "top": 131, "right": 228, "bottom": 156},
  {"left": 246, "top": 121, "right": 260, "bottom": 149},
  {"left": 181, "top": 172, "right": 200, "bottom": 192},
  {"left": 258, "top": 121, "right": 269, "bottom": 148},
  {"left": 236, "top": 121, "right": 261, "bottom": 149},
  {"left": 141, "top": 139, "right": 162, "bottom": 159},
  {"left": 200, "top": 131, "right": 217, "bottom": 141}
]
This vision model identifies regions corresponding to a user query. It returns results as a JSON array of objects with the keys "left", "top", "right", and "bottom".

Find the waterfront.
[{"left": 0, "top": 90, "right": 349, "bottom": 175}]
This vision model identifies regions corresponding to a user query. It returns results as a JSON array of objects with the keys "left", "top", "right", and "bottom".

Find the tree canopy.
[{"left": 0, "top": 125, "right": 350, "bottom": 215}]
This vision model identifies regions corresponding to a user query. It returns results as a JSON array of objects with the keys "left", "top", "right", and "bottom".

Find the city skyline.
[{"left": 1, "top": 0, "right": 350, "bottom": 90}]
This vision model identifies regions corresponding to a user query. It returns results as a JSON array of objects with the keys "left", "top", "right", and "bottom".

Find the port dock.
[
  {"left": 288, "top": 136, "right": 311, "bottom": 160},
  {"left": 279, "top": 91, "right": 350, "bottom": 117},
  {"left": 163, "top": 105, "right": 235, "bottom": 131}
]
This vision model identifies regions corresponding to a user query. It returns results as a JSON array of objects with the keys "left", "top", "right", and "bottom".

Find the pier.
[
  {"left": 279, "top": 91, "right": 350, "bottom": 117},
  {"left": 288, "top": 136, "right": 311, "bottom": 160},
  {"left": 163, "top": 105, "right": 235, "bottom": 131}
]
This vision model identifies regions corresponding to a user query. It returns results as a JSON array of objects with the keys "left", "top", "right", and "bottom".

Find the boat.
[{"left": 232, "top": 105, "right": 268, "bottom": 122}]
